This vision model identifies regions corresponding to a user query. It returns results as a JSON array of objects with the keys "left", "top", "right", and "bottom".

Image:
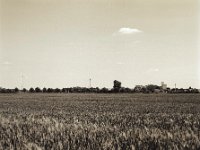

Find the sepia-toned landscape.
[{"left": 1, "top": 0, "right": 199, "bottom": 149}]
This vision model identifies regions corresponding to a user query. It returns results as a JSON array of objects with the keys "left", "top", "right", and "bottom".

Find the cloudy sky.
[{"left": 0, "top": 0, "right": 199, "bottom": 89}]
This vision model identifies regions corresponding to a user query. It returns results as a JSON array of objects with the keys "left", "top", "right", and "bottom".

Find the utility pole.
[
  {"left": 175, "top": 83, "right": 176, "bottom": 92},
  {"left": 89, "top": 78, "right": 92, "bottom": 88}
]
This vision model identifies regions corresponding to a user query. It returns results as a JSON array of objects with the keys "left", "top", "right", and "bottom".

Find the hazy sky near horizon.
[{"left": 0, "top": 0, "right": 199, "bottom": 89}]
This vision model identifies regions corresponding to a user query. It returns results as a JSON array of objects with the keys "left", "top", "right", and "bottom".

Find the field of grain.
[{"left": 0, "top": 93, "right": 200, "bottom": 149}]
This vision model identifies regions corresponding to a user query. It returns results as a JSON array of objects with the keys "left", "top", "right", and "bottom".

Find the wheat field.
[{"left": 0, "top": 93, "right": 200, "bottom": 150}]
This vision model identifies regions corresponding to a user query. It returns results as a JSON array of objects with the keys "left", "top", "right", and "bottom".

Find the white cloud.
[
  {"left": 118, "top": 27, "right": 143, "bottom": 34},
  {"left": 116, "top": 62, "right": 125, "bottom": 65},
  {"left": 1, "top": 61, "right": 12, "bottom": 65},
  {"left": 147, "top": 68, "right": 159, "bottom": 73},
  {"left": 154, "top": 68, "right": 159, "bottom": 72}
]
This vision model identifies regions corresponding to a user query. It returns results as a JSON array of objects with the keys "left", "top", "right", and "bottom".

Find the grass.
[{"left": 0, "top": 93, "right": 200, "bottom": 149}]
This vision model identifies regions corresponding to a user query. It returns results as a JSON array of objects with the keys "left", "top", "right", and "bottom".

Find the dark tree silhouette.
[
  {"left": 100, "top": 87, "right": 109, "bottom": 93},
  {"left": 29, "top": 88, "right": 35, "bottom": 93},
  {"left": 35, "top": 87, "right": 42, "bottom": 93},
  {"left": 113, "top": 80, "right": 121, "bottom": 93},
  {"left": 55, "top": 88, "right": 61, "bottom": 93},
  {"left": 146, "top": 84, "right": 160, "bottom": 93},
  {"left": 42, "top": 88, "right": 47, "bottom": 93},
  {"left": 14, "top": 87, "right": 19, "bottom": 93},
  {"left": 22, "top": 88, "right": 27, "bottom": 92},
  {"left": 47, "top": 88, "right": 53, "bottom": 93}
]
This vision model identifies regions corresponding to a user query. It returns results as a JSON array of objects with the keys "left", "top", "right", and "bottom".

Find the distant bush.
[
  {"left": 14, "top": 88, "right": 19, "bottom": 93},
  {"left": 47, "top": 88, "right": 54, "bottom": 93},
  {"left": 35, "top": 87, "right": 42, "bottom": 93},
  {"left": 146, "top": 84, "right": 160, "bottom": 93},
  {"left": 29, "top": 88, "right": 35, "bottom": 93},
  {"left": 100, "top": 87, "right": 109, "bottom": 93},
  {"left": 22, "top": 88, "right": 27, "bottom": 92},
  {"left": 54, "top": 88, "right": 61, "bottom": 93},
  {"left": 42, "top": 88, "right": 47, "bottom": 93}
]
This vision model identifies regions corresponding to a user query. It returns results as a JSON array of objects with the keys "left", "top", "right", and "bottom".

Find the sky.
[{"left": 0, "top": 0, "right": 199, "bottom": 89}]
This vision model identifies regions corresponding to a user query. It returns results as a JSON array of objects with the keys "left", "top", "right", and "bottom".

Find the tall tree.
[{"left": 113, "top": 80, "right": 121, "bottom": 93}]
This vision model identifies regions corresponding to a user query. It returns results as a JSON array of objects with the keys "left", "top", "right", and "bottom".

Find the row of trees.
[
  {"left": 0, "top": 88, "right": 19, "bottom": 93},
  {"left": 0, "top": 87, "right": 110, "bottom": 94},
  {"left": 0, "top": 80, "right": 199, "bottom": 94}
]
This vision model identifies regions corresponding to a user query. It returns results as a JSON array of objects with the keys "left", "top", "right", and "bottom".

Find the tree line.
[{"left": 0, "top": 80, "right": 199, "bottom": 94}]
